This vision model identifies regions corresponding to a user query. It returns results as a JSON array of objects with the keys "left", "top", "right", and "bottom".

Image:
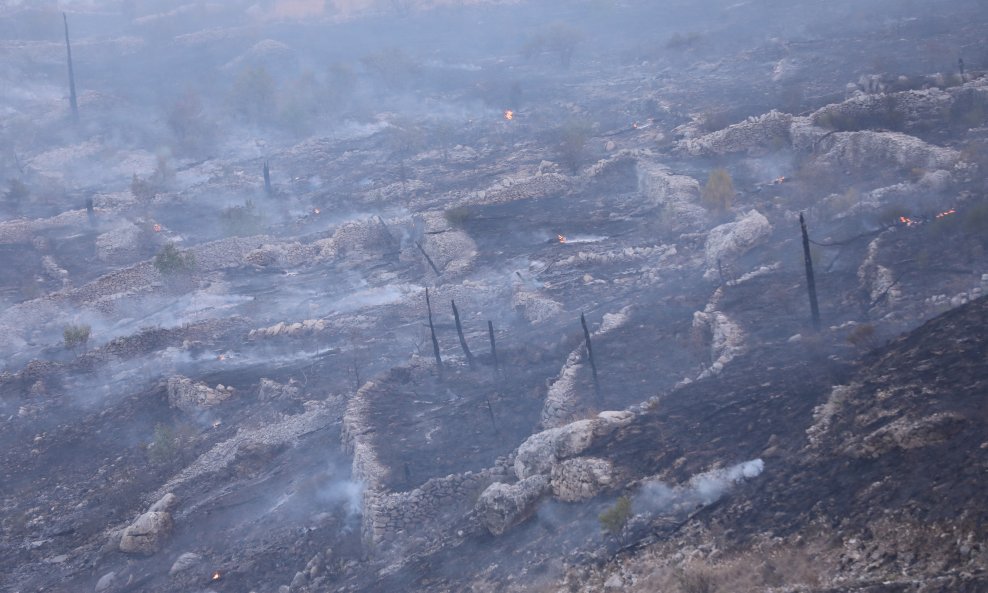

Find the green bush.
[
  {"left": 63, "top": 324, "right": 91, "bottom": 349},
  {"left": 220, "top": 200, "right": 264, "bottom": 237},
  {"left": 599, "top": 495, "right": 631, "bottom": 535},
  {"left": 153, "top": 242, "right": 195, "bottom": 276},
  {"left": 147, "top": 423, "right": 178, "bottom": 466},
  {"left": 701, "top": 168, "right": 734, "bottom": 212}
]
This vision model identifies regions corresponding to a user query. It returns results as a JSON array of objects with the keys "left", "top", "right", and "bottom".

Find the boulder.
[
  {"left": 703, "top": 210, "right": 772, "bottom": 280},
  {"left": 475, "top": 475, "right": 550, "bottom": 536},
  {"left": 169, "top": 552, "right": 202, "bottom": 576},
  {"left": 550, "top": 457, "right": 614, "bottom": 502},
  {"left": 94, "top": 571, "right": 117, "bottom": 592},
  {"left": 167, "top": 376, "right": 232, "bottom": 413},
  {"left": 119, "top": 511, "right": 173, "bottom": 555},
  {"left": 258, "top": 378, "right": 300, "bottom": 401}
]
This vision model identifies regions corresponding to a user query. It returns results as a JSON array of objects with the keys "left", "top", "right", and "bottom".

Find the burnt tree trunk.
[
  {"left": 581, "top": 313, "right": 601, "bottom": 401},
  {"left": 63, "top": 13, "right": 78, "bottom": 123},
  {"left": 426, "top": 288, "right": 443, "bottom": 379},
  {"left": 488, "top": 320, "right": 499, "bottom": 376},
  {"left": 416, "top": 241, "right": 441, "bottom": 276},
  {"left": 263, "top": 160, "right": 272, "bottom": 196},
  {"left": 451, "top": 300, "right": 474, "bottom": 368},
  {"left": 800, "top": 213, "right": 821, "bottom": 331}
]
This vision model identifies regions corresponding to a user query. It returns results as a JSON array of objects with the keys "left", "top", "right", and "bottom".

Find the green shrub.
[
  {"left": 701, "top": 168, "right": 734, "bottom": 212},
  {"left": 63, "top": 324, "right": 91, "bottom": 349},
  {"left": 220, "top": 200, "right": 264, "bottom": 237},
  {"left": 599, "top": 495, "right": 631, "bottom": 535},
  {"left": 443, "top": 206, "right": 471, "bottom": 226},
  {"left": 153, "top": 242, "right": 195, "bottom": 276},
  {"left": 147, "top": 423, "right": 178, "bottom": 466}
]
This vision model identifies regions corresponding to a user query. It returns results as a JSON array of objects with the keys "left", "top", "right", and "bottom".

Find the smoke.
[{"left": 636, "top": 458, "right": 765, "bottom": 515}]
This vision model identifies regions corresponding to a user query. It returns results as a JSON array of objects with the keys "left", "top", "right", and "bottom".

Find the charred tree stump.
[
  {"left": 426, "top": 288, "right": 443, "bottom": 380},
  {"left": 485, "top": 396, "right": 498, "bottom": 433},
  {"left": 63, "top": 13, "right": 78, "bottom": 123},
  {"left": 451, "top": 300, "right": 474, "bottom": 368},
  {"left": 416, "top": 241, "right": 441, "bottom": 276},
  {"left": 263, "top": 160, "right": 272, "bottom": 196},
  {"left": 581, "top": 313, "right": 601, "bottom": 401},
  {"left": 488, "top": 320, "right": 499, "bottom": 376},
  {"left": 800, "top": 213, "right": 821, "bottom": 331},
  {"left": 85, "top": 197, "right": 95, "bottom": 226}
]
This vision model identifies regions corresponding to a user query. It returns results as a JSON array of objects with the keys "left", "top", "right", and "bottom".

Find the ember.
[
  {"left": 772, "top": 176, "right": 786, "bottom": 185},
  {"left": 212, "top": 420, "right": 222, "bottom": 428},
  {"left": 152, "top": 223, "right": 162, "bottom": 232},
  {"left": 503, "top": 110, "right": 514, "bottom": 121},
  {"left": 313, "top": 208, "right": 321, "bottom": 215},
  {"left": 936, "top": 208, "right": 956, "bottom": 219},
  {"left": 557, "top": 234, "right": 566, "bottom": 244},
  {"left": 899, "top": 215, "right": 919, "bottom": 226},
  {"left": 211, "top": 571, "right": 222, "bottom": 581}
]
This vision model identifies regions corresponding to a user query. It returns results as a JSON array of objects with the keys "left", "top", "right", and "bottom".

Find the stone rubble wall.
[{"left": 540, "top": 307, "right": 632, "bottom": 428}]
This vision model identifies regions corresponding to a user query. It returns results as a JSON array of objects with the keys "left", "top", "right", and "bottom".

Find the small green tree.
[
  {"left": 220, "top": 200, "right": 264, "bottom": 236},
  {"left": 148, "top": 423, "right": 178, "bottom": 466},
  {"left": 701, "top": 168, "right": 734, "bottom": 212},
  {"left": 154, "top": 242, "right": 196, "bottom": 276},
  {"left": 599, "top": 495, "right": 631, "bottom": 535},
  {"left": 63, "top": 324, "right": 91, "bottom": 350}
]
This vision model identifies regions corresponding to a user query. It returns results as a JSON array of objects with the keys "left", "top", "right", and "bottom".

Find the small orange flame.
[
  {"left": 899, "top": 216, "right": 918, "bottom": 226},
  {"left": 217, "top": 354, "right": 226, "bottom": 361},
  {"left": 772, "top": 176, "right": 786, "bottom": 185},
  {"left": 211, "top": 571, "right": 222, "bottom": 581},
  {"left": 152, "top": 224, "right": 162, "bottom": 232},
  {"left": 557, "top": 234, "right": 567, "bottom": 244},
  {"left": 313, "top": 208, "right": 321, "bottom": 215},
  {"left": 504, "top": 110, "right": 514, "bottom": 121},
  {"left": 935, "top": 208, "right": 956, "bottom": 219},
  {"left": 212, "top": 420, "right": 222, "bottom": 429}
]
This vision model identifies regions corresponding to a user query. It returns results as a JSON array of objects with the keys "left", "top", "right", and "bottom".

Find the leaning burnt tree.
[
  {"left": 63, "top": 13, "right": 79, "bottom": 123},
  {"left": 425, "top": 288, "right": 443, "bottom": 380},
  {"left": 451, "top": 300, "right": 474, "bottom": 369},
  {"left": 580, "top": 313, "right": 602, "bottom": 401},
  {"left": 800, "top": 213, "right": 821, "bottom": 331}
]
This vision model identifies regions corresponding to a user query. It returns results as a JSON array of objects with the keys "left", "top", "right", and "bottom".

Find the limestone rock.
[
  {"left": 149, "top": 492, "right": 178, "bottom": 513},
  {"left": 475, "top": 475, "right": 550, "bottom": 536},
  {"left": 95, "top": 223, "right": 143, "bottom": 264},
  {"left": 95, "top": 571, "right": 116, "bottom": 592},
  {"left": 703, "top": 210, "right": 772, "bottom": 280},
  {"left": 119, "top": 511, "right": 173, "bottom": 555},
  {"left": 169, "top": 552, "right": 201, "bottom": 576},
  {"left": 680, "top": 110, "right": 793, "bottom": 156},
  {"left": 167, "top": 376, "right": 232, "bottom": 413},
  {"left": 636, "top": 161, "right": 706, "bottom": 232},
  {"left": 258, "top": 378, "right": 300, "bottom": 401},
  {"left": 550, "top": 457, "right": 614, "bottom": 502}
]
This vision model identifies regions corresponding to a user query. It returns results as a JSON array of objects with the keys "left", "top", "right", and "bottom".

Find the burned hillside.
[{"left": 1, "top": 1, "right": 987, "bottom": 592}]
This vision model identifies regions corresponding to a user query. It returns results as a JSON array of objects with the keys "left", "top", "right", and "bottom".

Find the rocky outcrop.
[
  {"left": 814, "top": 130, "right": 960, "bottom": 173},
  {"left": 636, "top": 162, "right": 706, "bottom": 232},
  {"left": 475, "top": 475, "right": 550, "bottom": 536},
  {"left": 680, "top": 110, "right": 793, "bottom": 156},
  {"left": 166, "top": 376, "right": 234, "bottom": 413},
  {"left": 516, "top": 413, "right": 631, "bottom": 480},
  {"left": 550, "top": 457, "right": 613, "bottom": 502},
  {"left": 702, "top": 210, "right": 772, "bottom": 281},
  {"left": 257, "top": 378, "right": 301, "bottom": 401},
  {"left": 119, "top": 493, "right": 177, "bottom": 555},
  {"left": 169, "top": 552, "right": 202, "bottom": 576},
  {"left": 95, "top": 222, "right": 144, "bottom": 264},
  {"left": 541, "top": 308, "right": 632, "bottom": 428}
]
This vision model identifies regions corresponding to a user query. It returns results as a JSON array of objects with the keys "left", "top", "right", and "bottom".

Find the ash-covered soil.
[{"left": 1, "top": 1, "right": 987, "bottom": 592}]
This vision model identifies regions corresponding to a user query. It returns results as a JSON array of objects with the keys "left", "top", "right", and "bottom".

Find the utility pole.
[{"left": 800, "top": 213, "right": 821, "bottom": 331}]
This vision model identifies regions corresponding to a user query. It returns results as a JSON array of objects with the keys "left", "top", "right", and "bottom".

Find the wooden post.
[
  {"left": 581, "top": 313, "right": 601, "bottom": 401},
  {"left": 800, "top": 213, "right": 821, "bottom": 331},
  {"left": 63, "top": 13, "right": 78, "bottom": 123},
  {"left": 416, "top": 241, "right": 441, "bottom": 276},
  {"left": 263, "top": 160, "right": 272, "bottom": 196},
  {"left": 451, "top": 300, "right": 474, "bottom": 368},
  {"left": 488, "top": 320, "right": 499, "bottom": 375},
  {"left": 426, "top": 288, "right": 443, "bottom": 379}
]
